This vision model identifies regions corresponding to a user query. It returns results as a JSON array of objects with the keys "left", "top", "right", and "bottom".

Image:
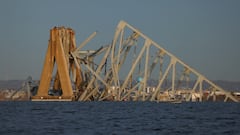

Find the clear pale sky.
[{"left": 0, "top": 0, "right": 239, "bottom": 81}]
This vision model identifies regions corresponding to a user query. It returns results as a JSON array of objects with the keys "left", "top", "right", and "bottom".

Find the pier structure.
[{"left": 31, "top": 21, "right": 239, "bottom": 102}]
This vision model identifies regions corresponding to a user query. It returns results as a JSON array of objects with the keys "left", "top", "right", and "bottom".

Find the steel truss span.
[{"left": 32, "top": 21, "right": 239, "bottom": 102}]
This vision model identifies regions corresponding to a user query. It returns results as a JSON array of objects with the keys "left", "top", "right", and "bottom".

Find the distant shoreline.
[{"left": 0, "top": 80, "right": 240, "bottom": 91}]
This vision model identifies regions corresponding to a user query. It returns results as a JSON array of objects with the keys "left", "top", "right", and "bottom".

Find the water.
[{"left": 0, "top": 102, "right": 240, "bottom": 135}]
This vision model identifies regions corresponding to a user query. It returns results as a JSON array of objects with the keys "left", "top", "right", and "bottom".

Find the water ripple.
[{"left": 0, "top": 102, "right": 240, "bottom": 135}]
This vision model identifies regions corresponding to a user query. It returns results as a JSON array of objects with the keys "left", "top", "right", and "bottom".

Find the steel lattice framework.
[{"left": 32, "top": 21, "right": 238, "bottom": 102}]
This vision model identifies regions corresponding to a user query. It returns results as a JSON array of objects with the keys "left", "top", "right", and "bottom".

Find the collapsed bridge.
[{"left": 31, "top": 21, "right": 239, "bottom": 102}]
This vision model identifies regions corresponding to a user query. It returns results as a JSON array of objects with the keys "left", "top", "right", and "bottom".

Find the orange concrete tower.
[{"left": 32, "top": 27, "right": 82, "bottom": 101}]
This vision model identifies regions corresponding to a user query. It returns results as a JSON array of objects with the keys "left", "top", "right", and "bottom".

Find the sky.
[{"left": 0, "top": 0, "right": 239, "bottom": 81}]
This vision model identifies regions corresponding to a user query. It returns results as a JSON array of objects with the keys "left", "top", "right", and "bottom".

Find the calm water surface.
[{"left": 0, "top": 102, "right": 240, "bottom": 135}]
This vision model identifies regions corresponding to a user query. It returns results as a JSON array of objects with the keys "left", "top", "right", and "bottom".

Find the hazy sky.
[{"left": 0, "top": 0, "right": 239, "bottom": 81}]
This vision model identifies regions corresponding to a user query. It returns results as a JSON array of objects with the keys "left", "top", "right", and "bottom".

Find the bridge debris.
[{"left": 23, "top": 21, "right": 240, "bottom": 102}]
